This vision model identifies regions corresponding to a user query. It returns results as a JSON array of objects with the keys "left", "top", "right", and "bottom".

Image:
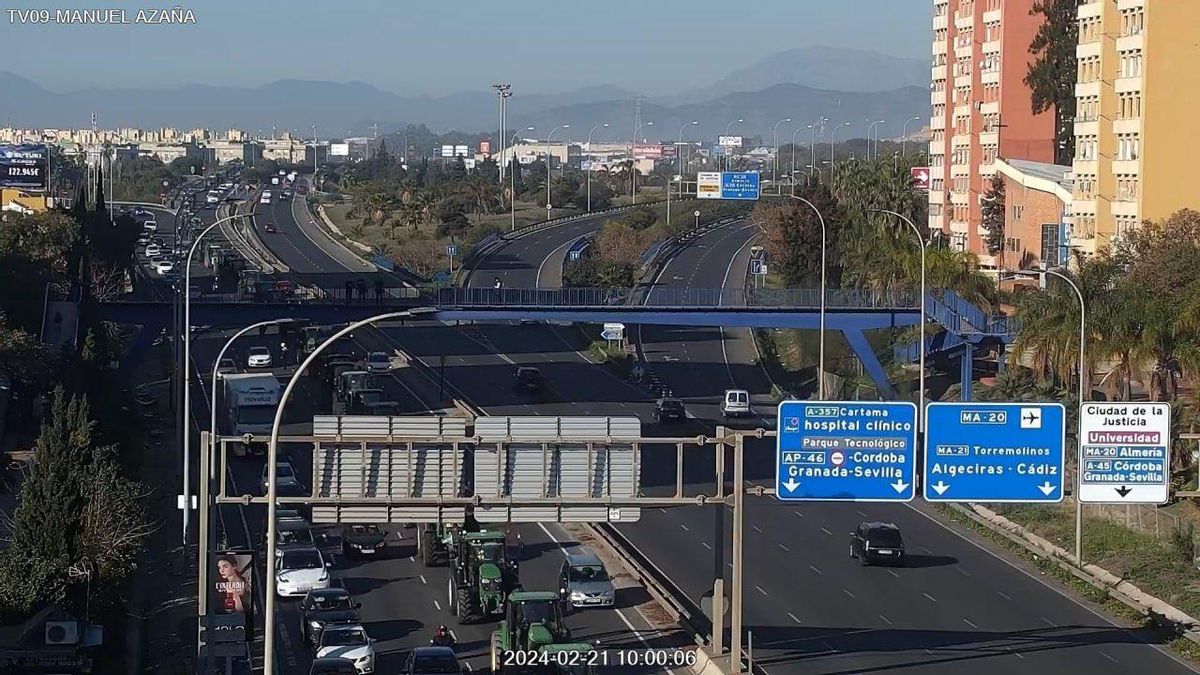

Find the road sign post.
[
  {"left": 924, "top": 402, "right": 1066, "bottom": 502},
  {"left": 1078, "top": 402, "right": 1171, "bottom": 504},
  {"left": 446, "top": 243, "right": 457, "bottom": 277},
  {"left": 775, "top": 401, "right": 917, "bottom": 502}
]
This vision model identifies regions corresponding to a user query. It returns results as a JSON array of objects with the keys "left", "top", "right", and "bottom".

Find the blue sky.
[{"left": 4, "top": 0, "right": 931, "bottom": 94}]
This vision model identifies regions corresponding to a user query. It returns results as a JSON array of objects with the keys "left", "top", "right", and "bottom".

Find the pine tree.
[
  {"left": 1025, "top": 0, "right": 1078, "bottom": 164},
  {"left": 981, "top": 174, "right": 1006, "bottom": 256}
]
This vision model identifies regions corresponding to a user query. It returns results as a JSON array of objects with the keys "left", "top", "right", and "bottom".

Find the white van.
[
  {"left": 260, "top": 191, "right": 272, "bottom": 205},
  {"left": 142, "top": 219, "right": 158, "bottom": 232},
  {"left": 721, "top": 389, "right": 751, "bottom": 419}
]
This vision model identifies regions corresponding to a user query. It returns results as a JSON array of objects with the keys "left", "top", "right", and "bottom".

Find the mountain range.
[{"left": 0, "top": 46, "right": 929, "bottom": 140}]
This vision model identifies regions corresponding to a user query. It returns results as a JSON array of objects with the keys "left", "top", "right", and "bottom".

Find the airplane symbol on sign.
[{"left": 1020, "top": 408, "right": 1042, "bottom": 429}]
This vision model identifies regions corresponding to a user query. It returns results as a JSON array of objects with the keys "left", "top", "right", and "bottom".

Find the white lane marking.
[
  {"left": 809, "top": 565, "right": 822, "bottom": 575},
  {"left": 887, "top": 570, "right": 900, "bottom": 578},
  {"left": 1101, "top": 652, "right": 1118, "bottom": 664},
  {"left": 419, "top": 575, "right": 427, "bottom": 585},
  {"left": 680, "top": 524, "right": 690, "bottom": 532},
  {"left": 1041, "top": 616, "right": 1055, "bottom": 627},
  {"left": 701, "top": 542, "right": 712, "bottom": 550},
  {"left": 997, "top": 591, "right": 1011, "bottom": 601},
  {"left": 756, "top": 586, "right": 768, "bottom": 596},
  {"left": 752, "top": 525, "right": 764, "bottom": 534},
  {"left": 536, "top": 235, "right": 583, "bottom": 288},
  {"left": 842, "top": 589, "right": 856, "bottom": 599},
  {"left": 963, "top": 618, "right": 978, "bottom": 629},
  {"left": 793, "top": 510, "right": 805, "bottom": 518},
  {"left": 464, "top": 662, "right": 473, "bottom": 671},
  {"left": 856, "top": 510, "right": 869, "bottom": 518},
  {"left": 820, "top": 527, "right": 833, "bottom": 536},
  {"left": 923, "top": 592, "right": 937, "bottom": 603},
  {"left": 879, "top": 614, "right": 893, "bottom": 625},
  {"left": 821, "top": 640, "right": 837, "bottom": 654},
  {"left": 717, "top": 229, "right": 758, "bottom": 386},
  {"left": 434, "top": 600, "right": 442, "bottom": 611},
  {"left": 788, "top": 612, "right": 802, "bottom": 624},
  {"left": 957, "top": 567, "right": 971, "bottom": 577},
  {"left": 778, "top": 543, "right": 790, "bottom": 552},
  {"left": 536, "top": 523, "right": 677, "bottom": 675}
]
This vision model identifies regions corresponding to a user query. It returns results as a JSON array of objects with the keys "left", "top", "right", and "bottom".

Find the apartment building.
[
  {"left": 1071, "top": 0, "right": 1200, "bottom": 255},
  {"left": 928, "top": 0, "right": 1056, "bottom": 263}
]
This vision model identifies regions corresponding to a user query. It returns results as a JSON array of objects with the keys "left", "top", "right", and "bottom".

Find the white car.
[
  {"left": 721, "top": 389, "right": 752, "bottom": 419},
  {"left": 247, "top": 345, "right": 273, "bottom": 368},
  {"left": 142, "top": 219, "right": 159, "bottom": 232},
  {"left": 206, "top": 191, "right": 220, "bottom": 204},
  {"left": 144, "top": 243, "right": 162, "bottom": 257},
  {"left": 260, "top": 195, "right": 271, "bottom": 205},
  {"left": 274, "top": 546, "right": 331, "bottom": 598},
  {"left": 364, "top": 352, "right": 391, "bottom": 374},
  {"left": 260, "top": 460, "right": 300, "bottom": 493},
  {"left": 154, "top": 260, "right": 175, "bottom": 276},
  {"left": 316, "top": 624, "right": 375, "bottom": 674}
]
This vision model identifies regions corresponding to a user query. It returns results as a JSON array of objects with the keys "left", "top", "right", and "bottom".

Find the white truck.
[{"left": 220, "top": 372, "right": 281, "bottom": 455}]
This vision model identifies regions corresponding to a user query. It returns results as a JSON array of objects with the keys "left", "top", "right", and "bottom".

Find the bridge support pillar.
[
  {"left": 842, "top": 329, "right": 896, "bottom": 399},
  {"left": 960, "top": 343, "right": 974, "bottom": 401}
]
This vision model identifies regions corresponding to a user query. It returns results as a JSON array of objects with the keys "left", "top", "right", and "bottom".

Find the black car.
[
  {"left": 309, "top": 657, "right": 357, "bottom": 675},
  {"left": 342, "top": 524, "right": 386, "bottom": 557},
  {"left": 849, "top": 521, "right": 905, "bottom": 566},
  {"left": 401, "top": 646, "right": 462, "bottom": 675},
  {"left": 300, "top": 588, "right": 361, "bottom": 649},
  {"left": 515, "top": 367, "right": 544, "bottom": 393},
  {"left": 653, "top": 397, "right": 686, "bottom": 423}
]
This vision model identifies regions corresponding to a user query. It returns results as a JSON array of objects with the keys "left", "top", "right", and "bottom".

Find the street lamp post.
[
  {"left": 546, "top": 125, "right": 569, "bottom": 219},
  {"left": 810, "top": 117, "right": 826, "bottom": 183},
  {"left": 830, "top": 122, "right": 852, "bottom": 182},
  {"left": 723, "top": 119, "right": 743, "bottom": 172},
  {"left": 631, "top": 121, "right": 653, "bottom": 205},
  {"left": 669, "top": 121, "right": 698, "bottom": 227},
  {"left": 264, "top": 311, "right": 417, "bottom": 675},
  {"left": 181, "top": 212, "right": 249, "bottom": 544},
  {"left": 510, "top": 127, "right": 534, "bottom": 231},
  {"left": 901, "top": 116, "right": 922, "bottom": 156},
  {"left": 198, "top": 318, "right": 293, "bottom": 655},
  {"left": 867, "top": 120, "right": 885, "bottom": 160},
  {"left": 790, "top": 196, "right": 828, "bottom": 399},
  {"left": 586, "top": 123, "right": 610, "bottom": 212},
  {"left": 869, "top": 209, "right": 927, "bottom": 430},
  {"left": 1019, "top": 267, "right": 1087, "bottom": 564},
  {"left": 791, "top": 126, "right": 808, "bottom": 191},
  {"left": 772, "top": 118, "right": 792, "bottom": 183}
]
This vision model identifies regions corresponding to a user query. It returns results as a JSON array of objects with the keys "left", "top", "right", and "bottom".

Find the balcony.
[
  {"left": 1074, "top": 119, "right": 1100, "bottom": 137},
  {"left": 931, "top": 90, "right": 946, "bottom": 106},
  {"left": 949, "top": 190, "right": 970, "bottom": 206},
  {"left": 981, "top": 70, "right": 1000, "bottom": 86},
  {"left": 1072, "top": 199, "right": 1097, "bottom": 217},
  {"left": 930, "top": 165, "right": 944, "bottom": 180},
  {"left": 929, "top": 190, "right": 945, "bottom": 204},
  {"left": 1078, "top": 1, "right": 1103, "bottom": 20},
  {"left": 931, "top": 116, "right": 946, "bottom": 130},
  {"left": 931, "top": 65, "right": 947, "bottom": 81},
  {"left": 1115, "top": 77, "right": 1142, "bottom": 94},
  {"left": 982, "top": 39, "right": 1000, "bottom": 54},
  {"left": 1111, "top": 199, "right": 1139, "bottom": 218},
  {"left": 1076, "top": 40, "right": 1102, "bottom": 60},
  {"left": 1075, "top": 80, "right": 1102, "bottom": 98},
  {"left": 933, "top": 40, "right": 947, "bottom": 56},
  {"left": 1112, "top": 159, "right": 1141, "bottom": 174},
  {"left": 934, "top": 13, "right": 948, "bottom": 31},
  {"left": 955, "top": 74, "right": 973, "bottom": 89},
  {"left": 955, "top": 13, "right": 974, "bottom": 31},
  {"left": 983, "top": 9, "right": 1001, "bottom": 24},
  {"left": 1117, "top": 0, "right": 1145, "bottom": 9},
  {"left": 1116, "top": 33, "right": 1144, "bottom": 52},
  {"left": 1112, "top": 118, "right": 1141, "bottom": 135},
  {"left": 954, "top": 103, "right": 971, "bottom": 118},
  {"left": 955, "top": 42, "right": 975, "bottom": 59},
  {"left": 949, "top": 221, "right": 971, "bottom": 235},
  {"left": 978, "top": 101, "right": 999, "bottom": 115},
  {"left": 979, "top": 130, "right": 998, "bottom": 145}
]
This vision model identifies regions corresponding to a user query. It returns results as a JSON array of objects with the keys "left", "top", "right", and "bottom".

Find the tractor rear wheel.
[
  {"left": 456, "top": 584, "right": 474, "bottom": 624},
  {"left": 421, "top": 527, "right": 437, "bottom": 567}
]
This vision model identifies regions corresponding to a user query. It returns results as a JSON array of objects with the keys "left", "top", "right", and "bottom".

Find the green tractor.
[
  {"left": 447, "top": 530, "right": 520, "bottom": 623},
  {"left": 489, "top": 591, "right": 597, "bottom": 673}
]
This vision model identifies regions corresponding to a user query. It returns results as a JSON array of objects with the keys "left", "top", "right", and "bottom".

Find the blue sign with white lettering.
[
  {"left": 446, "top": 244, "right": 458, "bottom": 257},
  {"left": 923, "top": 402, "right": 1066, "bottom": 503},
  {"left": 775, "top": 401, "right": 917, "bottom": 502},
  {"left": 721, "top": 172, "right": 760, "bottom": 200}
]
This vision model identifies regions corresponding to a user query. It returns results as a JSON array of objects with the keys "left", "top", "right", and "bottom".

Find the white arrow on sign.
[
  {"left": 782, "top": 478, "right": 801, "bottom": 492},
  {"left": 931, "top": 481, "right": 950, "bottom": 495},
  {"left": 916, "top": 170, "right": 928, "bottom": 184},
  {"left": 891, "top": 480, "right": 909, "bottom": 494},
  {"left": 1038, "top": 481, "right": 1057, "bottom": 496}
]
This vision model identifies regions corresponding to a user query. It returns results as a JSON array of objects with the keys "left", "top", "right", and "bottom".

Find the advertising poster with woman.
[{"left": 211, "top": 550, "right": 254, "bottom": 640}]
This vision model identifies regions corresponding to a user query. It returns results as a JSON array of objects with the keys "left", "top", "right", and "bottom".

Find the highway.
[
  {"left": 233, "top": 201, "right": 680, "bottom": 673},
  {"left": 236, "top": 193, "right": 1200, "bottom": 674}
]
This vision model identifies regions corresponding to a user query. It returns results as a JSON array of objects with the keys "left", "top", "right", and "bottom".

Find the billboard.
[
  {"left": 718, "top": 136, "right": 743, "bottom": 148},
  {"left": 210, "top": 550, "right": 254, "bottom": 642},
  {"left": 910, "top": 166, "right": 930, "bottom": 190},
  {"left": 697, "top": 172, "right": 722, "bottom": 199},
  {"left": 633, "top": 143, "right": 664, "bottom": 159},
  {"left": 330, "top": 143, "right": 350, "bottom": 157},
  {"left": 441, "top": 145, "right": 470, "bottom": 158},
  {"left": 0, "top": 143, "right": 49, "bottom": 189},
  {"left": 480, "top": 140, "right": 492, "bottom": 155}
]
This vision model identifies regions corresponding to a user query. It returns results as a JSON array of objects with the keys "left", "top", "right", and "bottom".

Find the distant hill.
[
  {"left": 510, "top": 83, "right": 929, "bottom": 143},
  {"left": 0, "top": 70, "right": 927, "bottom": 142},
  {"left": 662, "top": 46, "right": 929, "bottom": 105}
]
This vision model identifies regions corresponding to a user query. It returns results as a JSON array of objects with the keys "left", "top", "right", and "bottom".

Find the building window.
[
  {"left": 1042, "top": 223, "right": 1062, "bottom": 267},
  {"left": 1010, "top": 204, "right": 1025, "bottom": 222},
  {"left": 1116, "top": 175, "right": 1139, "bottom": 200},
  {"left": 1121, "top": 7, "right": 1145, "bottom": 36},
  {"left": 1117, "top": 93, "right": 1142, "bottom": 119},
  {"left": 1076, "top": 136, "right": 1098, "bottom": 161},
  {"left": 1117, "top": 133, "right": 1141, "bottom": 161},
  {"left": 929, "top": 203, "right": 943, "bottom": 217},
  {"left": 1119, "top": 50, "right": 1143, "bottom": 78}
]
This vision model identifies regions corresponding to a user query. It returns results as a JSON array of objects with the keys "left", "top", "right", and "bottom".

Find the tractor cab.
[
  {"left": 492, "top": 592, "right": 592, "bottom": 673},
  {"left": 449, "top": 530, "right": 519, "bottom": 623}
]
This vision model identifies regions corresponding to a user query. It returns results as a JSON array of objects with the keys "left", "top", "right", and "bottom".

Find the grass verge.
[{"left": 587, "top": 339, "right": 632, "bottom": 378}]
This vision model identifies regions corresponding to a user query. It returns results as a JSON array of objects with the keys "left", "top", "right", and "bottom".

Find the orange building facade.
[{"left": 928, "top": 0, "right": 1057, "bottom": 266}]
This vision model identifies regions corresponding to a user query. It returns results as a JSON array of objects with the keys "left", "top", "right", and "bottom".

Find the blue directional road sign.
[
  {"left": 446, "top": 244, "right": 458, "bottom": 257},
  {"left": 924, "top": 402, "right": 1066, "bottom": 503},
  {"left": 720, "top": 172, "right": 760, "bottom": 200},
  {"left": 750, "top": 259, "right": 767, "bottom": 276},
  {"left": 775, "top": 401, "right": 917, "bottom": 502}
]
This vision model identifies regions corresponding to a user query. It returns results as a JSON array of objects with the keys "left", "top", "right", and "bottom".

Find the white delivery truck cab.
[{"left": 220, "top": 372, "right": 281, "bottom": 455}]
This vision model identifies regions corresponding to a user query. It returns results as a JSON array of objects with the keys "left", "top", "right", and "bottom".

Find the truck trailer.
[{"left": 220, "top": 372, "right": 281, "bottom": 455}]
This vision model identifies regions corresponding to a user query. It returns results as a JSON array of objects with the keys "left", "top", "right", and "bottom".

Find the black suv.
[
  {"left": 342, "top": 524, "right": 386, "bottom": 557},
  {"left": 653, "top": 397, "right": 686, "bottom": 423},
  {"left": 849, "top": 522, "right": 905, "bottom": 566},
  {"left": 300, "top": 587, "right": 361, "bottom": 649},
  {"left": 515, "top": 367, "right": 544, "bottom": 393}
]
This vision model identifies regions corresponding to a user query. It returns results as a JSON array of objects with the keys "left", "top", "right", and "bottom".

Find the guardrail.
[{"left": 436, "top": 286, "right": 922, "bottom": 310}]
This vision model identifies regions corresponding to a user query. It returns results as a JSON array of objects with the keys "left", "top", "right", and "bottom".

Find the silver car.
[{"left": 558, "top": 551, "right": 615, "bottom": 609}]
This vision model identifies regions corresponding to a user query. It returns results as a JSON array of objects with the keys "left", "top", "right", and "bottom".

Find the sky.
[{"left": 3, "top": 0, "right": 931, "bottom": 95}]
